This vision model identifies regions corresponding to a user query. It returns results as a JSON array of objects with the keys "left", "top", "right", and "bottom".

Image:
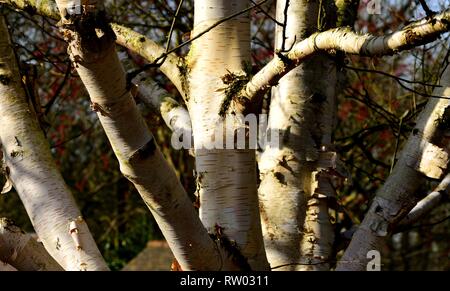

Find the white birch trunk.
[
  {"left": 243, "top": 9, "right": 450, "bottom": 104},
  {"left": 337, "top": 64, "right": 450, "bottom": 271},
  {"left": 0, "top": 218, "right": 63, "bottom": 271},
  {"left": 187, "top": 0, "right": 269, "bottom": 270},
  {"left": 258, "top": 0, "right": 336, "bottom": 271},
  {"left": 113, "top": 24, "right": 184, "bottom": 96},
  {"left": 53, "top": 0, "right": 225, "bottom": 270},
  {"left": 0, "top": 16, "right": 108, "bottom": 271}
]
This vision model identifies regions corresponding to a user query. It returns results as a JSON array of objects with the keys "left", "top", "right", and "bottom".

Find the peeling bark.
[
  {"left": 0, "top": 16, "right": 108, "bottom": 271},
  {"left": 243, "top": 9, "right": 450, "bottom": 106},
  {"left": 3, "top": 0, "right": 450, "bottom": 110},
  {"left": 113, "top": 24, "right": 184, "bottom": 96},
  {"left": 133, "top": 74, "right": 191, "bottom": 134}
]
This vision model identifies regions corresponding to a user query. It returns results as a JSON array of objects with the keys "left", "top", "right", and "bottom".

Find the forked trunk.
[
  {"left": 0, "top": 218, "right": 63, "bottom": 270},
  {"left": 258, "top": 0, "right": 336, "bottom": 270}
]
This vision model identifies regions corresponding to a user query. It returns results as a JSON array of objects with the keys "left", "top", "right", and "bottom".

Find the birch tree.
[
  {"left": 259, "top": 0, "right": 336, "bottom": 271},
  {"left": 0, "top": 15, "right": 107, "bottom": 270},
  {"left": 1, "top": 0, "right": 449, "bottom": 271}
]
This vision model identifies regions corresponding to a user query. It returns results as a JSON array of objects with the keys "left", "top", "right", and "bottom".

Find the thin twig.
[
  {"left": 336, "top": 124, "right": 389, "bottom": 142},
  {"left": 44, "top": 61, "right": 71, "bottom": 115},
  {"left": 271, "top": 261, "right": 330, "bottom": 269},
  {"left": 346, "top": 65, "right": 450, "bottom": 100},
  {"left": 344, "top": 65, "right": 442, "bottom": 87},
  {"left": 249, "top": 0, "right": 283, "bottom": 26},
  {"left": 418, "top": 0, "right": 435, "bottom": 18},
  {"left": 397, "top": 77, "right": 450, "bottom": 100},
  {"left": 317, "top": 0, "right": 323, "bottom": 31},
  {"left": 390, "top": 112, "right": 407, "bottom": 173},
  {"left": 165, "top": 0, "right": 184, "bottom": 53}
]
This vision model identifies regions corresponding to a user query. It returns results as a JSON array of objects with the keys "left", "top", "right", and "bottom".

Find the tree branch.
[
  {"left": 417, "top": 0, "right": 435, "bottom": 19},
  {"left": 241, "top": 9, "right": 450, "bottom": 107},
  {"left": 339, "top": 173, "right": 450, "bottom": 239},
  {"left": 165, "top": 0, "right": 185, "bottom": 53},
  {"left": 112, "top": 24, "right": 184, "bottom": 96},
  {"left": 133, "top": 73, "right": 191, "bottom": 134},
  {"left": 0, "top": 0, "right": 185, "bottom": 95},
  {"left": 396, "top": 172, "right": 450, "bottom": 230}
]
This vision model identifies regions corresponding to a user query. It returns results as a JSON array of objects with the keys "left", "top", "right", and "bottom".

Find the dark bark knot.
[
  {"left": 209, "top": 224, "right": 252, "bottom": 271},
  {"left": 177, "top": 57, "right": 191, "bottom": 98},
  {"left": 369, "top": 219, "right": 389, "bottom": 237},
  {"left": 193, "top": 171, "right": 204, "bottom": 209},
  {"left": 275, "top": 51, "right": 294, "bottom": 66},
  {"left": 401, "top": 26, "right": 440, "bottom": 52},
  {"left": 274, "top": 172, "right": 287, "bottom": 185},
  {"left": 0, "top": 74, "right": 11, "bottom": 85},
  {"left": 9, "top": 137, "right": 23, "bottom": 159},
  {"left": 375, "top": 205, "right": 383, "bottom": 213},
  {"left": 128, "top": 139, "right": 157, "bottom": 163}
]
